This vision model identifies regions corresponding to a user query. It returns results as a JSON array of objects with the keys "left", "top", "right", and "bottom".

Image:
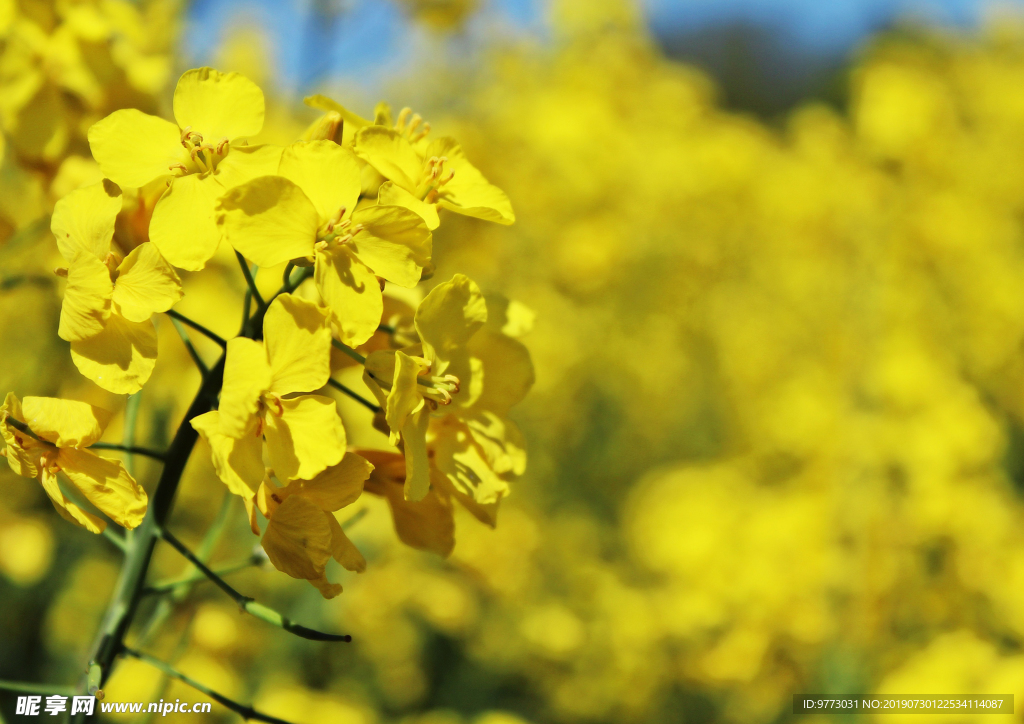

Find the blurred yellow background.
[{"left": 4, "top": 0, "right": 1024, "bottom": 722}]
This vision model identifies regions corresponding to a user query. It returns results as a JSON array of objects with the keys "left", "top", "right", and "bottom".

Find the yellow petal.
[
  {"left": 112, "top": 242, "right": 182, "bottom": 322},
  {"left": 263, "top": 294, "right": 331, "bottom": 395},
  {"left": 58, "top": 253, "right": 113, "bottom": 342},
  {"left": 428, "top": 137, "right": 514, "bottom": 224},
  {"left": 415, "top": 273, "right": 487, "bottom": 370},
  {"left": 58, "top": 448, "right": 147, "bottom": 529},
  {"left": 314, "top": 247, "right": 382, "bottom": 347},
  {"left": 191, "top": 411, "right": 264, "bottom": 499},
  {"left": 1, "top": 393, "right": 45, "bottom": 480},
  {"left": 466, "top": 412, "right": 527, "bottom": 476},
  {"left": 263, "top": 394, "right": 346, "bottom": 482},
  {"left": 212, "top": 144, "right": 284, "bottom": 190},
  {"left": 349, "top": 204, "right": 432, "bottom": 287},
  {"left": 378, "top": 180, "right": 439, "bottom": 230},
  {"left": 173, "top": 67, "right": 264, "bottom": 141},
  {"left": 87, "top": 109, "right": 185, "bottom": 188},
  {"left": 467, "top": 329, "right": 534, "bottom": 416},
  {"left": 262, "top": 494, "right": 331, "bottom": 580},
  {"left": 431, "top": 416, "right": 509, "bottom": 506},
  {"left": 149, "top": 173, "right": 223, "bottom": 271},
  {"left": 217, "top": 175, "right": 318, "bottom": 268},
  {"left": 327, "top": 513, "right": 365, "bottom": 572},
  {"left": 219, "top": 337, "right": 271, "bottom": 439},
  {"left": 21, "top": 396, "right": 112, "bottom": 447},
  {"left": 51, "top": 179, "right": 121, "bottom": 261},
  {"left": 38, "top": 468, "right": 106, "bottom": 534},
  {"left": 297, "top": 452, "right": 372, "bottom": 511},
  {"left": 386, "top": 350, "right": 428, "bottom": 438},
  {"left": 361, "top": 449, "right": 455, "bottom": 557},
  {"left": 303, "top": 94, "right": 372, "bottom": 128},
  {"left": 309, "top": 575, "right": 343, "bottom": 599},
  {"left": 70, "top": 316, "right": 158, "bottom": 394},
  {"left": 402, "top": 407, "right": 431, "bottom": 502},
  {"left": 352, "top": 126, "right": 422, "bottom": 192},
  {"left": 278, "top": 141, "right": 361, "bottom": 222}
]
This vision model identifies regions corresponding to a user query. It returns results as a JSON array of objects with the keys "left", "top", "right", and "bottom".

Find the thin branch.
[
  {"left": 159, "top": 528, "right": 352, "bottom": 642},
  {"left": 102, "top": 526, "right": 127, "bottom": 553},
  {"left": 282, "top": 261, "right": 295, "bottom": 288},
  {"left": 377, "top": 323, "right": 396, "bottom": 334},
  {"left": 341, "top": 507, "right": 369, "bottom": 531},
  {"left": 168, "top": 316, "right": 209, "bottom": 375},
  {"left": 1, "top": 274, "right": 52, "bottom": 291},
  {"left": 0, "top": 679, "right": 76, "bottom": 696},
  {"left": 236, "top": 251, "right": 265, "bottom": 311},
  {"left": 88, "top": 443, "right": 166, "bottom": 462},
  {"left": 121, "top": 648, "right": 296, "bottom": 724},
  {"left": 142, "top": 554, "right": 264, "bottom": 596},
  {"left": 327, "top": 378, "right": 381, "bottom": 413},
  {"left": 164, "top": 310, "right": 227, "bottom": 347},
  {"left": 331, "top": 338, "right": 366, "bottom": 364},
  {"left": 4, "top": 416, "right": 43, "bottom": 442}
]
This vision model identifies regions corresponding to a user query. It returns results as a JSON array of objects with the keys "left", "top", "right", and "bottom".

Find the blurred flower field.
[{"left": 4, "top": 0, "right": 1024, "bottom": 722}]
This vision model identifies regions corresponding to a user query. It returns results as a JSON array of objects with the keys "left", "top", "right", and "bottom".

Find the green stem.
[
  {"left": 168, "top": 317, "right": 209, "bottom": 375},
  {"left": 327, "top": 378, "right": 381, "bottom": 413},
  {"left": 0, "top": 680, "right": 76, "bottom": 696},
  {"left": 0, "top": 274, "right": 52, "bottom": 291},
  {"left": 121, "top": 648, "right": 296, "bottom": 724},
  {"left": 164, "top": 310, "right": 226, "bottom": 347},
  {"left": 101, "top": 527, "right": 127, "bottom": 553},
  {"left": 87, "top": 443, "right": 166, "bottom": 461},
  {"left": 236, "top": 251, "right": 265, "bottom": 311},
  {"left": 159, "top": 528, "right": 351, "bottom": 642},
  {"left": 331, "top": 338, "right": 366, "bottom": 364},
  {"left": 4, "top": 416, "right": 43, "bottom": 441},
  {"left": 142, "top": 555, "right": 264, "bottom": 596}
]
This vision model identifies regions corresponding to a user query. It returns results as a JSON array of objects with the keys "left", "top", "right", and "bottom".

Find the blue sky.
[{"left": 183, "top": 0, "right": 1022, "bottom": 92}]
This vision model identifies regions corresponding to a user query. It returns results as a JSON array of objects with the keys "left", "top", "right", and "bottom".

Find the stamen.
[
  {"left": 216, "top": 138, "right": 229, "bottom": 154},
  {"left": 396, "top": 107, "right": 412, "bottom": 131},
  {"left": 408, "top": 114, "right": 423, "bottom": 135},
  {"left": 53, "top": 267, "right": 68, "bottom": 278},
  {"left": 168, "top": 163, "right": 188, "bottom": 175}
]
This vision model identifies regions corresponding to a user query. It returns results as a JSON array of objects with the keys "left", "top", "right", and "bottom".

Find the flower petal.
[
  {"left": 38, "top": 468, "right": 106, "bottom": 534},
  {"left": 278, "top": 140, "right": 361, "bottom": 223},
  {"left": 467, "top": 329, "right": 535, "bottom": 416},
  {"left": 149, "top": 173, "right": 223, "bottom": 271},
  {"left": 349, "top": 204, "right": 432, "bottom": 287},
  {"left": 327, "top": 513, "right": 365, "bottom": 572},
  {"left": 21, "top": 396, "right": 112, "bottom": 447},
  {"left": 428, "top": 137, "right": 514, "bottom": 224},
  {"left": 262, "top": 494, "right": 331, "bottom": 580},
  {"left": 69, "top": 315, "right": 158, "bottom": 394},
  {"left": 88, "top": 108, "right": 185, "bottom": 188},
  {"left": 361, "top": 449, "right": 455, "bottom": 557},
  {"left": 303, "top": 94, "right": 372, "bottom": 128},
  {"left": 219, "top": 337, "right": 272, "bottom": 439},
  {"left": 264, "top": 394, "right": 346, "bottom": 482},
  {"left": 431, "top": 415, "right": 509, "bottom": 506},
  {"left": 378, "top": 180, "right": 439, "bottom": 230},
  {"left": 212, "top": 144, "right": 284, "bottom": 190},
  {"left": 58, "top": 448, "right": 147, "bottom": 529},
  {"left": 173, "top": 67, "right": 264, "bottom": 141},
  {"left": 296, "top": 452, "right": 372, "bottom": 511},
  {"left": 217, "top": 175, "right": 318, "bottom": 268},
  {"left": 386, "top": 350, "right": 428, "bottom": 441},
  {"left": 402, "top": 407, "right": 432, "bottom": 502},
  {"left": 58, "top": 253, "right": 113, "bottom": 342},
  {"left": 314, "top": 247, "right": 382, "bottom": 347},
  {"left": 112, "top": 242, "right": 182, "bottom": 322},
  {"left": 263, "top": 294, "right": 331, "bottom": 396},
  {"left": 1, "top": 393, "right": 45, "bottom": 480},
  {"left": 51, "top": 179, "right": 121, "bottom": 261},
  {"left": 415, "top": 273, "right": 487, "bottom": 370},
  {"left": 191, "top": 410, "right": 264, "bottom": 499},
  {"left": 352, "top": 126, "right": 422, "bottom": 192}
]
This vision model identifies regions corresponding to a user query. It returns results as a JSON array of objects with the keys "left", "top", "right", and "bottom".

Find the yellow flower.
[
  {"left": 246, "top": 452, "right": 373, "bottom": 598},
  {"left": 217, "top": 140, "right": 432, "bottom": 346},
  {"left": 53, "top": 180, "right": 182, "bottom": 394},
  {"left": 363, "top": 273, "right": 487, "bottom": 500},
  {"left": 353, "top": 115, "right": 514, "bottom": 229},
  {"left": 0, "top": 392, "right": 147, "bottom": 533},
  {"left": 365, "top": 277, "right": 534, "bottom": 507},
  {"left": 88, "top": 67, "right": 280, "bottom": 270},
  {"left": 191, "top": 294, "right": 346, "bottom": 499}
]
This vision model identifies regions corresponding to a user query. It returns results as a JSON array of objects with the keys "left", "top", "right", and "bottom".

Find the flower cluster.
[{"left": 1, "top": 65, "right": 532, "bottom": 601}]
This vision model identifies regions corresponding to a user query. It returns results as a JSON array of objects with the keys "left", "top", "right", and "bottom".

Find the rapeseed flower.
[
  {"left": 218, "top": 140, "right": 432, "bottom": 346},
  {"left": 53, "top": 180, "right": 182, "bottom": 394},
  {"left": 88, "top": 67, "right": 279, "bottom": 270},
  {"left": 191, "top": 294, "right": 346, "bottom": 499},
  {"left": 0, "top": 392, "right": 147, "bottom": 533}
]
